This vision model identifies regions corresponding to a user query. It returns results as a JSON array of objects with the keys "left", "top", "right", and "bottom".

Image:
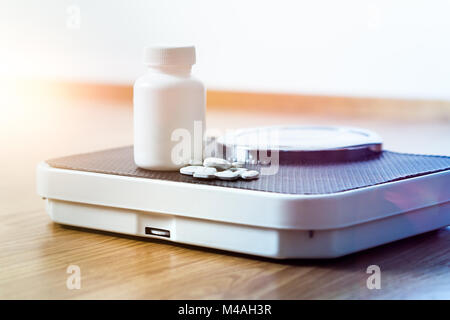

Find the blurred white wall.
[{"left": 1, "top": 0, "right": 449, "bottom": 99}]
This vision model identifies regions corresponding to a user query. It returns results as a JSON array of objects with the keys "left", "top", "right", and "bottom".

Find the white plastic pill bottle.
[{"left": 134, "top": 45, "right": 205, "bottom": 170}]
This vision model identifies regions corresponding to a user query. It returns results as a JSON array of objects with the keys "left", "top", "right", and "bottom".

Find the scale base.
[{"left": 46, "top": 198, "right": 449, "bottom": 259}]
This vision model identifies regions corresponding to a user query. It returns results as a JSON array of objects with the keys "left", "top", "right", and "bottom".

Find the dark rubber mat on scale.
[{"left": 47, "top": 146, "right": 450, "bottom": 195}]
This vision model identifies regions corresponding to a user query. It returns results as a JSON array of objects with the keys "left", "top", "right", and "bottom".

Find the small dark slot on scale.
[{"left": 145, "top": 227, "right": 170, "bottom": 238}]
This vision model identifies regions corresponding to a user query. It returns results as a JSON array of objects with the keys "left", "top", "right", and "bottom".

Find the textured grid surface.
[{"left": 46, "top": 146, "right": 450, "bottom": 195}]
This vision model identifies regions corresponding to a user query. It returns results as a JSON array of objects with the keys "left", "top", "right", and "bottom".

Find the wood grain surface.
[
  {"left": 37, "top": 80, "right": 450, "bottom": 121},
  {"left": 0, "top": 88, "right": 449, "bottom": 299}
]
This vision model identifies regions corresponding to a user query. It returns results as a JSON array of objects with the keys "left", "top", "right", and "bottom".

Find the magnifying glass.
[{"left": 215, "top": 125, "right": 383, "bottom": 164}]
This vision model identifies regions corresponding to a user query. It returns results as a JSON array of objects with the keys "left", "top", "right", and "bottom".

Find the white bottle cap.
[{"left": 143, "top": 45, "right": 196, "bottom": 67}]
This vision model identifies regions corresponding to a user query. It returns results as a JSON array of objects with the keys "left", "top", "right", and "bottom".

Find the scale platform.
[{"left": 37, "top": 146, "right": 450, "bottom": 259}]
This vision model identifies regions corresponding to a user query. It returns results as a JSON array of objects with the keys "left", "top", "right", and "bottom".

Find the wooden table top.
[{"left": 1, "top": 93, "right": 449, "bottom": 299}]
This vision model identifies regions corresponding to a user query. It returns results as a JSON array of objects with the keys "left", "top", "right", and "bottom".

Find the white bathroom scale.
[
  {"left": 36, "top": 145, "right": 450, "bottom": 259},
  {"left": 36, "top": 126, "right": 450, "bottom": 259}
]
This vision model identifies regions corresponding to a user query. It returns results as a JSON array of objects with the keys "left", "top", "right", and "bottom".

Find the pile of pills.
[{"left": 180, "top": 157, "right": 260, "bottom": 181}]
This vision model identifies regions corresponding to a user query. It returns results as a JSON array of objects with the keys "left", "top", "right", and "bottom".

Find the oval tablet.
[
  {"left": 240, "top": 170, "right": 260, "bottom": 180},
  {"left": 193, "top": 167, "right": 217, "bottom": 179},
  {"left": 180, "top": 166, "right": 203, "bottom": 176},
  {"left": 215, "top": 170, "right": 241, "bottom": 181},
  {"left": 203, "top": 157, "right": 231, "bottom": 170}
]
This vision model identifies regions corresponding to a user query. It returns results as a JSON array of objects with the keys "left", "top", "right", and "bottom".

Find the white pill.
[
  {"left": 180, "top": 166, "right": 203, "bottom": 176},
  {"left": 240, "top": 170, "right": 260, "bottom": 180},
  {"left": 215, "top": 170, "right": 241, "bottom": 181},
  {"left": 232, "top": 161, "right": 245, "bottom": 168},
  {"left": 203, "top": 157, "right": 231, "bottom": 170},
  {"left": 189, "top": 159, "right": 203, "bottom": 166},
  {"left": 193, "top": 167, "right": 217, "bottom": 179}
]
